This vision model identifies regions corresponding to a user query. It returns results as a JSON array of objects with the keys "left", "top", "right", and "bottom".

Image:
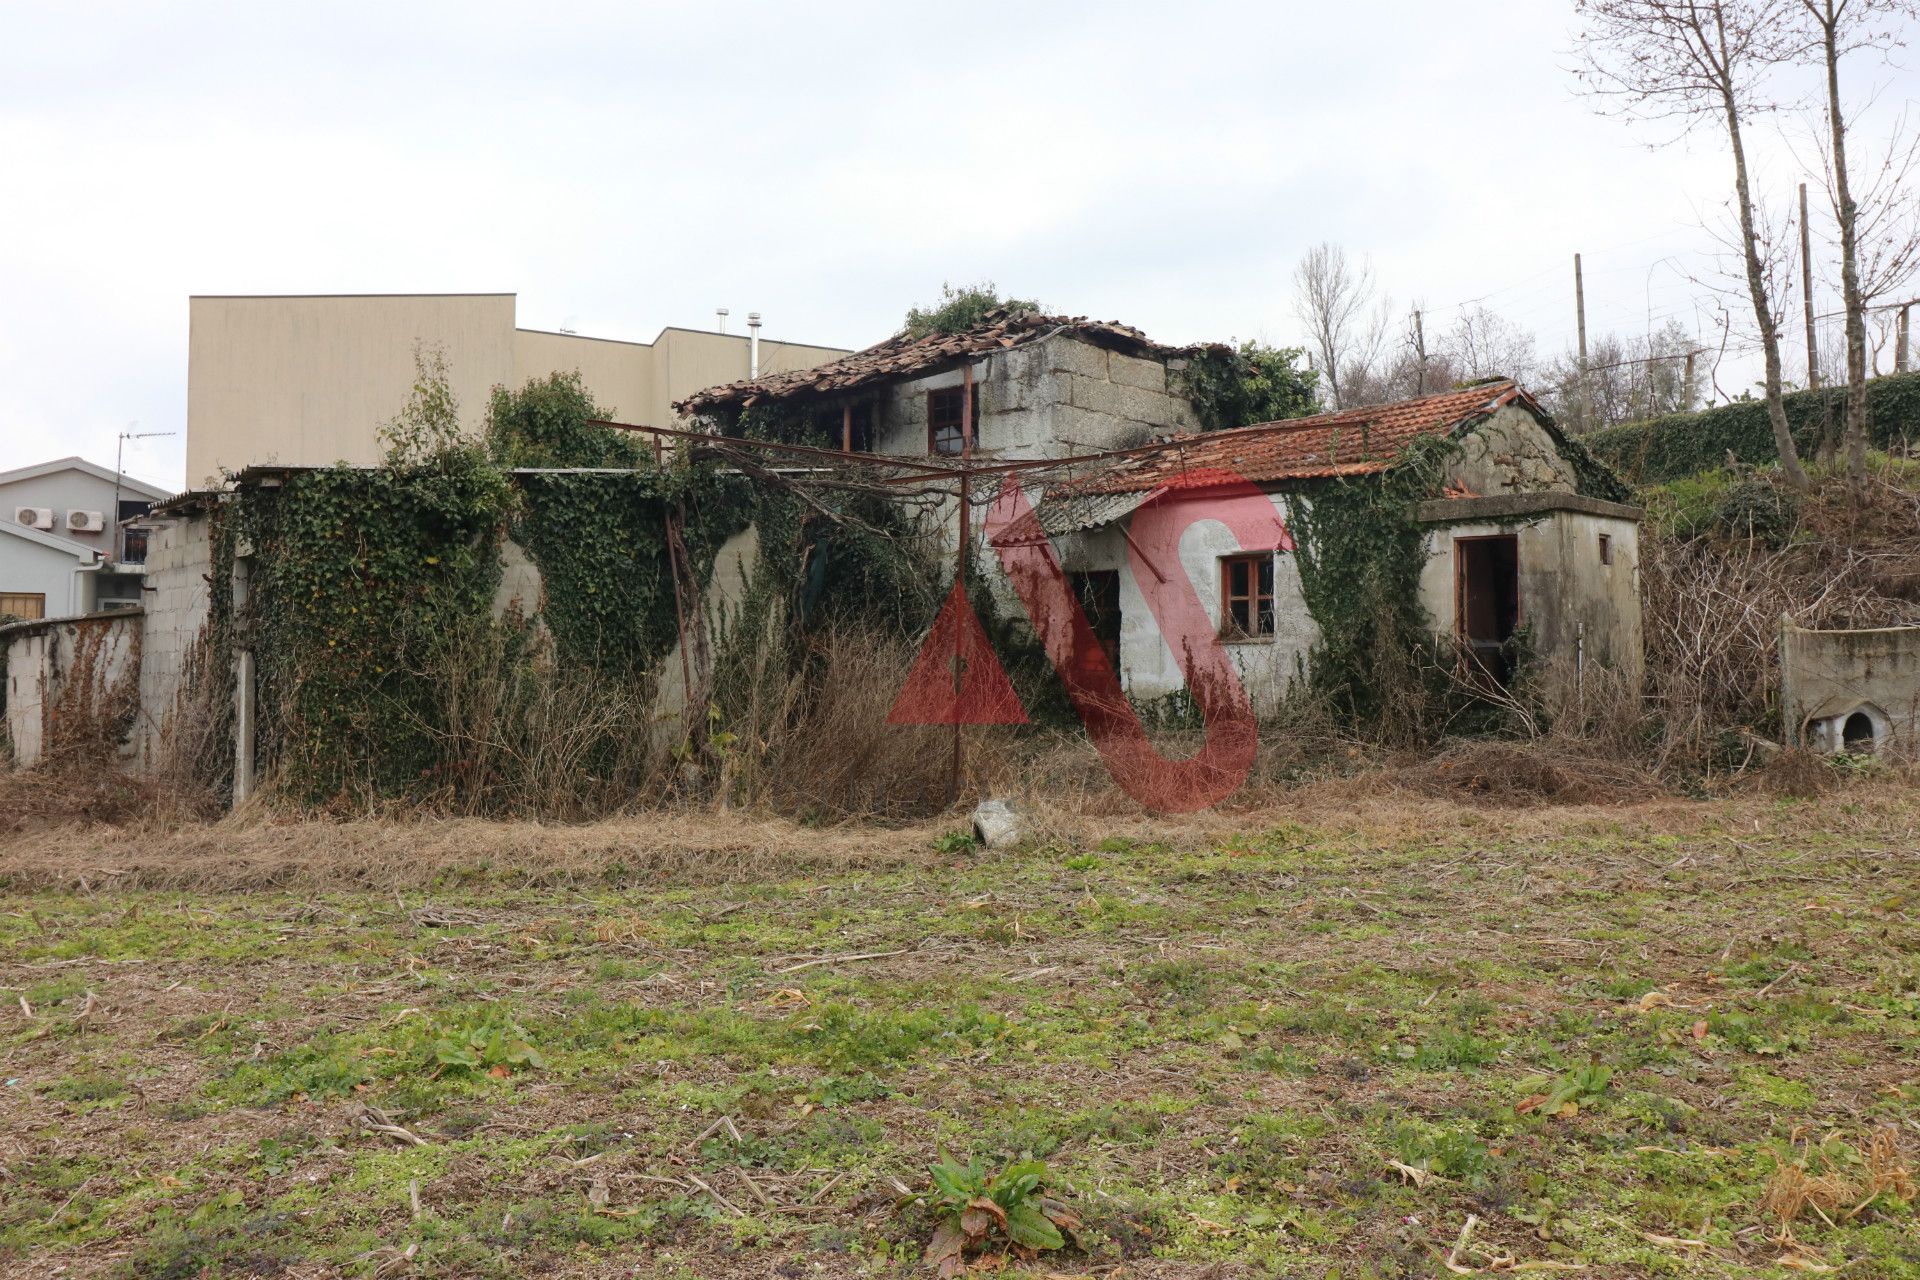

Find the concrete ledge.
[{"left": 1414, "top": 492, "right": 1643, "bottom": 524}]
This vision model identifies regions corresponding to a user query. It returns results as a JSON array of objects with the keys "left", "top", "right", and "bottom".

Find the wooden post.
[
  {"left": 1801, "top": 183, "right": 1819, "bottom": 388},
  {"left": 1682, "top": 350, "right": 1697, "bottom": 411},
  {"left": 842, "top": 403, "right": 853, "bottom": 453},
  {"left": 961, "top": 363, "right": 975, "bottom": 458}
]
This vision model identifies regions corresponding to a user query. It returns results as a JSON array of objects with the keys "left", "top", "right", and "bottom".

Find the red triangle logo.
[{"left": 886, "top": 580, "right": 1028, "bottom": 725}]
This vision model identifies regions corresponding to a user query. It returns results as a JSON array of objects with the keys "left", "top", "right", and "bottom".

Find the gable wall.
[{"left": 1443, "top": 404, "right": 1579, "bottom": 497}]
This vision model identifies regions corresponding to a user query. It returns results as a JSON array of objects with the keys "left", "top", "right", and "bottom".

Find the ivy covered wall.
[{"left": 208, "top": 369, "right": 948, "bottom": 808}]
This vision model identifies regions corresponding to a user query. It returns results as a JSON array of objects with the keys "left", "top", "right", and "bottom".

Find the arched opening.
[{"left": 1843, "top": 710, "right": 1878, "bottom": 753}]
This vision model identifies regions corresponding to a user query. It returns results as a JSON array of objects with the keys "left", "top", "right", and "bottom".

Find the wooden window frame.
[
  {"left": 1219, "top": 552, "right": 1276, "bottom": 641},
  {"left": 926, "top": 386, "right": 978, "bottom": 457}
]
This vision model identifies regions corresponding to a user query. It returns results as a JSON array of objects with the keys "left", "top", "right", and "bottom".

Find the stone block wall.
[{"left": 872, "top": 334, "right": 1200, "bottom": 464}]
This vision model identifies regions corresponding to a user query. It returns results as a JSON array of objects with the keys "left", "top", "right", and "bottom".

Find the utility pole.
[
  {"left": 1899, "top": 304, "right": 1911, "bottom": 374},
  {"left": 1682, "top": 350, "right": 1697, "bottom": 412},
  {"left": 1574, "top": 253, "right": 1589, "bottom": 429},
  {"left": 1411, "top": 308, "right": 1428, "bottom": 395},
  {"left": 1800, "top": 183, "right": 1819, "bottom": 388}
]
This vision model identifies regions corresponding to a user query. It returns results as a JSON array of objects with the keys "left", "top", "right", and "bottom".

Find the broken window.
[
  {"left": 1456, "top": 534, "right": 1519, "bottom": 686},
  {"left": 813, "top": 402, "right": 875, "bottom": 453},
  {"left": 927, "top": 388, "right": 977, "bottom": 456},
  {"left": 1598, "top": 532, "right": 1612, "bottom": 565},
  {"left": 1220, "top": 553, "right": 1275, "bottom": 640}
]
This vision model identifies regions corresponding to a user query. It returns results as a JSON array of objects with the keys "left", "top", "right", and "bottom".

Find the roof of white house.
[
  {"left": 0, "top": 516, "right": 103, "bottom": 561},
  {"left": 0, "top": 456, "right": 173, "bottom": 501}
]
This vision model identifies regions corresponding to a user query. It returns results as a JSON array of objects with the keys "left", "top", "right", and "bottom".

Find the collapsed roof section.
[{"left": 674, "top": 307, "right": 1216, "bottom": 417}]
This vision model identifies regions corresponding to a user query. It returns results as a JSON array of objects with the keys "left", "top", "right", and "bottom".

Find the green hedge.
[{"left": 1587, "top": 372, "right": 1920, "bottom": 483}]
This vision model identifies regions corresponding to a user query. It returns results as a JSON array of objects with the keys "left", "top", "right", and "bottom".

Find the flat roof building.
[{"left": 186, "top": 293, "right": 847, "bottom": 483}]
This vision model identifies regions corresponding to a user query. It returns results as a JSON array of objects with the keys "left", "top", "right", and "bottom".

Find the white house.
[{"left": 0, "top": 457, "right": 168, "bottom": 620}]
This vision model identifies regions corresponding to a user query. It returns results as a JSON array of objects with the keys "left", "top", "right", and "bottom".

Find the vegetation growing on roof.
[
  {"left": 1173, "top": 341, "right": 1320, "bottom": 432},
  {"left": 903, "top": 282, "right": 1044, "bottom": 338}
]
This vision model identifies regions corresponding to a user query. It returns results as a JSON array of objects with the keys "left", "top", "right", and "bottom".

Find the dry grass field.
[{"left": 1, "top": 778, "right": 1917, "bottom": 1278}]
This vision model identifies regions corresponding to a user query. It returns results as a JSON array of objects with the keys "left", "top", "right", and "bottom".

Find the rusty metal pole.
[
  {"left": 952, "top": 470, "right": 969, "bottom": 808},
  {"left": 951, "top": 362, "right": 976, "bottom": 808}
]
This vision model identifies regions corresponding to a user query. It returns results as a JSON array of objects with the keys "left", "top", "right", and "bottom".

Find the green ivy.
[
  {"left": 509, "top": 465, "right": 753, "bottom": 674},
  {"left": 1286, "top": 434, "right": 1454, "bottom": 734},
  {"left": 485, "top": 372, "right": 649, "bottom": 470},
  {"left": 234, "top": 445, "right": 512, "bottom": 803},
  {"left": 1587, "top": 371, "right": 1920, "bottom": 483}
]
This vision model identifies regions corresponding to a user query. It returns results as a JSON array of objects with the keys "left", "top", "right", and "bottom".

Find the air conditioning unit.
[
  {"left": 66, "top": 510, "right": 106, "bottom": 532},
  {"left": 13, "top": 506, "right": 53, "bottom": 530}
]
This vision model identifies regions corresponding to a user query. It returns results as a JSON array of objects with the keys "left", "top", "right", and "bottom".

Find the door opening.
[
  {"left": 1456, "top": 534, "right": 1519, "bottom": 686},
  {"left": 1069, "top": 570, "right": 1122, "bottom": 678}
]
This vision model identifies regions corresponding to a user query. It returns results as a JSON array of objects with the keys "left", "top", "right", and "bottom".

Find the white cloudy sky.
[{"left": 2, "top": 0, "right": 1913, "bottom": 490}]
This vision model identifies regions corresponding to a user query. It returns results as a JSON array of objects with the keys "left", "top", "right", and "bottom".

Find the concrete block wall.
[
  {"left": 1781, "top": 621, "right": 1920, "bottom": 754},
  {"left": 136, "top": 513, "right": 215, "bottom": 764}
]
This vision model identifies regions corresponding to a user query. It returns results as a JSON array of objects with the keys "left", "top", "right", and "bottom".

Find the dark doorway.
[
  {"left": 1456, "top": 534, "right": 1519, "bottom": 686},
  {"left": 1070, "top": 570, "right": 1122, "bottom": 677}
]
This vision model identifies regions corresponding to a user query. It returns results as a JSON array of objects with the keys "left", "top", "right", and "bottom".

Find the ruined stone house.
[{"left": 681, "top": 313, "right": 1644, "bottom": 712}]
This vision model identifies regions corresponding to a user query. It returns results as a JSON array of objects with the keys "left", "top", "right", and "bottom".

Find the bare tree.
[
  {"left": 1574, "top": 0, "right": 1812, "bottom": 490},
  {"left": 1543, "top": 319, "right": 1703, "bottom": 429},
  {"left": 1791, "top": 0, "right": 1919, "bottom": 482},
  {"left": 1292, "top": 243, "right": 1377, "bottom": 408},
  {"left": 1440, "top": 306, "right": 1541, "bottom": 385}
]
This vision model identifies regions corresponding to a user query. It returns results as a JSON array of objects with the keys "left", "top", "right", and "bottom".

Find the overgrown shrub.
[
  {"left": 1710, "top": 475, "right": 1801, "bottom": 546},
  {"left": 1589, "top": 371, "right": 1920, "bottom": 483},
  {"left": 1174, "top": 341, "right": 1319, "bottom": 431}
]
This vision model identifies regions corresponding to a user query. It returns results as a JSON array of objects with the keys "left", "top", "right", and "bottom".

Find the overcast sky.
[{"left": 2, "top": 1, "right": 1914, "bottom": 490}]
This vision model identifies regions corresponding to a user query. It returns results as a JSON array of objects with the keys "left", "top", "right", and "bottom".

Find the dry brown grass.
[
  {"left": 1391, "top": 738, "right": 1664, "bottom": 806},
  {"left": 1759, "top": 1129, "right": 1916, "bottom": 1239},
  {"left": 0, "top": 806, "right": 952, "bottom": 892},
  {"left": 719, "top": 625, "right": 968, "bottom": 821},
  {"left": 6, "top": 765, "right": 1913, "bottom": 894}
]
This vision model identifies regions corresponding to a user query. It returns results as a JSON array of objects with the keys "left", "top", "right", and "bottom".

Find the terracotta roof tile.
[
  {"left": 675, "top": 307, "right": 1211, "bottom": 416},
  {"left": 1073, "top": 380, "right": 1536, "bottom": 494}
]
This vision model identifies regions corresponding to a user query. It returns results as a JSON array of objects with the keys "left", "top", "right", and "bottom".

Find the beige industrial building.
[{"left": 186, "top": 293, "right": 848, "bottom": 483}]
